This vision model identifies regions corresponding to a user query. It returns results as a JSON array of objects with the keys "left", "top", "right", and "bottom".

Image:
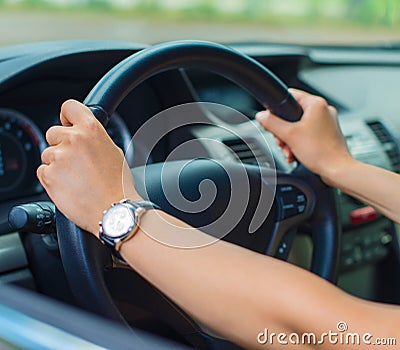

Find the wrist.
[
  {"left": 320, "top": 154, "right": 358, "bottom": 188},
  {"left": 123, "top": 183, "right": 144, "bottom": 203}
]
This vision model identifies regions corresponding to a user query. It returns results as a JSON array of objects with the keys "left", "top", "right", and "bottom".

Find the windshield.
[{"left": 0, "top": 0, "right": 399, "bottom": 47}]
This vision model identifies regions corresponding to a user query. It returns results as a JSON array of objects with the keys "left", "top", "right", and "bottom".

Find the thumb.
[
  {"left": 256, "top": 110, "right": 291, "bottom": 141},
  {"left": 60, "top": 99, "right": 96, "bottom": 127}
]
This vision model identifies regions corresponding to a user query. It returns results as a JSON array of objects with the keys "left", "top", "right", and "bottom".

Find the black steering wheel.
[{"left": 56, "top": 41, "right": 340, "bottom": 348}]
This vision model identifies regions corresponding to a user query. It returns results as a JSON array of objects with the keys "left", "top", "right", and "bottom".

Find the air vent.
[
  {"left": 367, "top": 121, "right": 400, "bottom": 173},
  {"left": 223, "top": 138, "right": 268, "bottom": 166}
]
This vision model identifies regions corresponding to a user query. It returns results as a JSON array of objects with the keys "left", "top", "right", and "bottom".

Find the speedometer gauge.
[{"left": 0, "top": 109, "right": 46, "bottom": 201}]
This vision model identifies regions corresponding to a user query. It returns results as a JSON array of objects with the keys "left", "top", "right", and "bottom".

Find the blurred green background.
[{"left": 0, "top": 0, "right": 399, "bottom": 46}]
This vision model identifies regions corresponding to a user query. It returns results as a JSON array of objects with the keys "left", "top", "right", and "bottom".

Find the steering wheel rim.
[
  {"left": 83, "top": 40, "right": 303, "bottom": 125},
  {"left": 56, "top": 40, "right": 340, "bottom": 340}
]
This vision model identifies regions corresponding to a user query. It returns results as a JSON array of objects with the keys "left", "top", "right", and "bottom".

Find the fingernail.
[
  {"left": 256, "top": 110, "right": 270, "bottom": 121},
  {"left": 283, "top": 149, "right": 289, "bottom": 158}
]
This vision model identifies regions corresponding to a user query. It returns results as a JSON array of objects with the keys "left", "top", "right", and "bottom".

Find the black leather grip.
[
  {"left": 56, "top": 210, "right": 129, "bottom": 326},
  {"left": 84, "top": 40, "right": 303, "bottom": 124}
]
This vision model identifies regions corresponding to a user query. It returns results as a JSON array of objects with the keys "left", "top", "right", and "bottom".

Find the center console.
[{"left": 338, "top": 119, "right": 400, "bottom": 301}]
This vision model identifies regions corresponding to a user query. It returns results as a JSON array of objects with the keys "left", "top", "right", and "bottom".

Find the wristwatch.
[{"left": 99, "top": 199, "right": 159, "bottom": 252}]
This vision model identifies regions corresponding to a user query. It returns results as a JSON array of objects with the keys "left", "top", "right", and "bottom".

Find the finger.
[
  {"left": 289, "top": 89, "right": 327, "bottom": 111},
  {"left": 41, "top": 147, "right": 56, "bottom": 165},
  {"left": 36, "top": 164, "right": 50, "bottom": 189},
  {"left": 275, "top": 137, "right": 292, "bottom": 158},
  {"left": 46, "top": 125, "right": 66, "bottom": 146},
  {"left": 274, "top": 136, "right": 286, "bottom": 148},
  {"left": 282, "top": 146, "right": 290, "bottom": 158},
  {"left": 288, "top": 156, "right": 296, "bottom": 163},
  {"left": 288, "top": 88, "right": 317, "bottom": 101},
  {"left": 281, "top": 145, "right": 295, "bottom": 163},
  {"left": 256, "top": 110, "right": 292, "bottom": 141},
  {"left": 286, "top": 150, "right": 296, "bottom": 163},
  {"left": 288, "top": 88, "right": 314, "bottom": 107},
  {"left": 60, "top": 99, "right": 96, "bottom": 127},
  {"left": 328, "top": 105, "right": 337, "bottom": 116}
]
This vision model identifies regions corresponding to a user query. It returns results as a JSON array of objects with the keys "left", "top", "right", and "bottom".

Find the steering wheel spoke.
[{"left": 266, "top": 175, "right": 314, "bottom": 258}]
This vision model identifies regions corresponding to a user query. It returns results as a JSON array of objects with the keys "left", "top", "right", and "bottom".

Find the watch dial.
[{"left": 103, "top": 205, "right": 135, "bottom": 238}]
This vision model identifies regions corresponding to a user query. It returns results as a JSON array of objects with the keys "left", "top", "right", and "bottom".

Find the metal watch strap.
[{"left": 128, "top": 200, "right": 160, "bottom": 211}]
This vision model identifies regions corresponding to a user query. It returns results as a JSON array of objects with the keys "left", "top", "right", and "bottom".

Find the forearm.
[
  {"left": 324, "top": 157, "right": 400, "bottom": 224},
  {"left": 119, "top": 210, "right": 399, "bottom": 349},
  {"left": 120, "top": 210, "right": 269, "bottom": 347}
]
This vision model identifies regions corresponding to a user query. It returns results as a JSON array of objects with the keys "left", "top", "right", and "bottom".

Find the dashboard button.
[
  {"left": 278, "top": 185, "right": 295, "bottom": 193},
  {"left": 278, "top": 185, "right": 308, "bottom": 220},
  {"left": 297, "top": 204, "right": 306, "bottom": 214},
  {"left": 350, "top": 206, "right": 377, "bottom": 225},
  {"left": 296, "top": 194, "right": 306, "bottom": 203}
]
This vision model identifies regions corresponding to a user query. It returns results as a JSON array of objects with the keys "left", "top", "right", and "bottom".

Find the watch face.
[{"left": 102, "top": 204, "right": 135, "bottom": 238}]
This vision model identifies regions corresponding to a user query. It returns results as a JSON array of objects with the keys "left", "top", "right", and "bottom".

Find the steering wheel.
[{"left": 56, "top": 41, "right": 340, "bottom": 348}]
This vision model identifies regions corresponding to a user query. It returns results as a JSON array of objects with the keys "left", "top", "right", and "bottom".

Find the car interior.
[{"left": 0, "top": 1, "right": 400, "bottom": 349}]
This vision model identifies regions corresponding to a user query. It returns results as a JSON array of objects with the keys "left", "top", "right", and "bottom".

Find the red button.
[{"left": 350, "top": 206, "right": 377, "bottom": 225}]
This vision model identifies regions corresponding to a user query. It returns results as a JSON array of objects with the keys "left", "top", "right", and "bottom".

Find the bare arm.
[
  {"left": 120, "top": 210, "right": 400, "bottom": 349},
  {"left": 37, "top": 97, "right": 400, "bottom": 349}
]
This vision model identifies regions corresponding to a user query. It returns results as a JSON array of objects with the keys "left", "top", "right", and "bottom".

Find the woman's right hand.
[{"left": 256, "top": 89, "right": 354, "bottom": 184}]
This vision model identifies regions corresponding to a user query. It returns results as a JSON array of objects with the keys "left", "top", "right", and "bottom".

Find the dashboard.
[{"left": 0, "top": 40, "right": 400, "bottom": 311}]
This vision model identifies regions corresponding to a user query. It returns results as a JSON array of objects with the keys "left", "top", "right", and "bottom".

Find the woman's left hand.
[{"left": 37, "top": 99, "right": 140, "bottom": 237}]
